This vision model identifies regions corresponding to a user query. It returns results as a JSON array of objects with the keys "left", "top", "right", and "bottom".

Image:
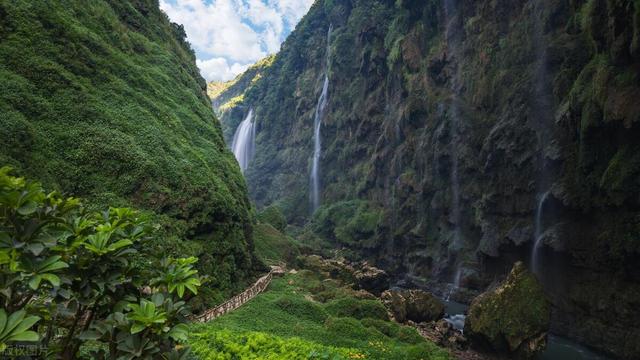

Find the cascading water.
[
  {"left": 444, "top": 0, "right": 464, "bottom": 289},
  {"left": 529, "top": 0, "right": 554, "bottom": 275},
  {"left": 531, "top": 190, "right": 550, "bottom": 275},
  {"left": 310, "top": 25, "right": 333, "bottom": 213},
  {"left": 445, "top": 266, "right": 462, "bottom": 301},
  {"left": 231, "top": 109, "right": 256, "bottom": 173}
]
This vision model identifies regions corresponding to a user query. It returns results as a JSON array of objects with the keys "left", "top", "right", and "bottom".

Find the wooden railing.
[{"left": 193, "top": 266, "right": 284, "bottom": 322}]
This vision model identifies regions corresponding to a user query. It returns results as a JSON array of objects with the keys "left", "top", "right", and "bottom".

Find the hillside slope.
[
  {"left": 0, "top": 0, "right": 256, "bottom": 304},
  {"left": 213, "top": 0, "right": 640, "bottom": 357}
]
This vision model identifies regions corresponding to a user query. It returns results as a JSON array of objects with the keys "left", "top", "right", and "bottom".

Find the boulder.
[
  {"left": 381, "top": 289, "right": 445, "bottom": 323},
  {"left": 296, "top": 255, "right": 355, "bottom": 283},
  {"left": 416, "top": 319, "right": 468, "bottom": 350},
  {"left": 353, "top": 261, "right": 390, "bottom": 296},
  {"left": 464, "top": 262, "right": 550, "bottom": 359}
]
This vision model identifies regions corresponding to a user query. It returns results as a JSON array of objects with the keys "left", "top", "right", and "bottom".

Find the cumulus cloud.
[
  {"left": 196, "top": 58, "right": 249, "bottom": 82},
  {"left": 160, "top": 0, "right": 314, "bottom": 81}
]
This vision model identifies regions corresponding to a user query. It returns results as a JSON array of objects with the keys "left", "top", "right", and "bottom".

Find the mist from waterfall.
[
  {"left": 231, "top": 109, "right": 256, "bottom": 173},
  {"left": 310, "top": 25, "right": 333, "bottom": 213}
]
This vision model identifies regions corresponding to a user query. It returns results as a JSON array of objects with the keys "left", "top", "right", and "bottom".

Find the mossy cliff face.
[
  {"left": 214, "top": 0, "right": 640, "bottom": 356},
  {"left": 0, "top": 0, "right": 255, "bottom": 305}
]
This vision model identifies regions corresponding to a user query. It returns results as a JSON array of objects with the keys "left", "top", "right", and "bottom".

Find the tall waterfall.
[
  {"left": 231, "top": 109, "right": 256, "bottom": 173},
  {"left": 530, "top": 0, "right": 554, "bottom": 274},
  {"left": 310, "top": 25, "right": 333, "bottom": 213},
  {"left": 444, "top": 0, "right": 464, "bottom": 285}
]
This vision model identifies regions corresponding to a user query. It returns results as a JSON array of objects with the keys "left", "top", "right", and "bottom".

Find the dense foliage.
[
  {"left": 190, "top": 329, "right": 362, "bottom": 360},
  {"left": 0, "top": 0, "right": 255, "bottom": 305},
  {"left": 252, "top": 223, "right": 300, "bottom": 266},
  {"left": 256, "top": 205, "right": 287, "bottom": 232},
  {"left": 189, "top": 270, "right": 451, "bottom": 360},
  {"left": 0, "top": 167, "right": 201, "bottom": 358}
]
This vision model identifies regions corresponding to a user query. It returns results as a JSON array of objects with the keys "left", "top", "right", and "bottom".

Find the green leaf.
[
  {"left": 130, "top": 323, "right": 146, "bottom": 334},
  {"left": 0, "top": 310, "right": 40, "bottom": 344},
  {"left": 151, "top": 293, "right": 164, "bottom": 306},
  {"left": 41, "top": 273, "right": 60, "bottom": 287},
  {"left": 6, "top": 330, "right": 38, "bottom": 342},
  {"left": 28, "top": 275, "right": 42, "bottom": 290},
  {"left": 78, "top": 330, "right": 101, "bottom": 341},
  {"left": 108, "top": 239, "right": 133, "bottom": 252},
  {"left": 11, "top": 315, "right": 39, "bottom": 335},
  {"left": 167, "top": 323, "right": 189, "bottom": 341},
  {"left": 25, "top": 243, "right": 44, "bottom": 256},
  {"left": 37, "top": 256, "right": 68, "bottom": 273},
  {"left": 0, "top": 310, "right": 7, "bottom": 332},
  {"left": 17, "top": 201, "right": 38, "bottom": 215}
]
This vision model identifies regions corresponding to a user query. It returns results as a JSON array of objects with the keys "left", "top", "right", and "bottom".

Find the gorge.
[
  {"left": 0, "top": 0, "right": 638, "bottom": 358},
  {"left": 213, "top": 0, "right": 640, "bottom": 358}
]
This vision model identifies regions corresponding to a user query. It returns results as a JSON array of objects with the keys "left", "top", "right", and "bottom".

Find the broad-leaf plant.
[{"left": 0, "top": 167, "right": 203, "bottom": 358}]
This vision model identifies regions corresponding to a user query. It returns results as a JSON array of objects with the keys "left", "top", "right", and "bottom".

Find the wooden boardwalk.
[{"left": 193, "top": 266, "right": 285, "bottom": 322}]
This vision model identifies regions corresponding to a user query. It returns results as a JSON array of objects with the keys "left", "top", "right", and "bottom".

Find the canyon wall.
[{"left": 213, "top": 0, "right": 640, "bottom": 357}]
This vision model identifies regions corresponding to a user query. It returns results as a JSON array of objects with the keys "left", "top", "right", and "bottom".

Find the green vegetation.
[
  {"left": 465, "top": 262, "right": 550, "bottom": 355},
  {"left": 190, "top": 329, "right": 363, "bottom": 359},
  {"left": 0, "top": 0, "right": 254, "bottom": 305},
  {"left": 189, "top": 270, "right": 451, "bottom": 360},
  {"left": 257, "top": 205, "right": 288, "bottom": 232},
  {"left": 0, "top": 167, "right": 201, "bottom": 358},
  {"left": 253, "top": 223, "right": 300, "bottom": 265},
  {"left": 311, "top": 201, "right": 383, "bottom": 252},
  {"left": 208, "top": 54, "right": 276, "bottom": 141}
]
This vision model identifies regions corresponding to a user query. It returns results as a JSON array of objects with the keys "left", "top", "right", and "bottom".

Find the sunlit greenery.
[{"left": 189, "top": 271, "right": 451, "bottom": 360}]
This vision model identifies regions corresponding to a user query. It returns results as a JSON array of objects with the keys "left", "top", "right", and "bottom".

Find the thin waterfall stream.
[
  {"left": 310, "top": 25, "right": 333, "bottom": 213},
  {"left": 529, "top": 0, "right": 555, "bottom": 275},
  {"left": 444, "top": 0, "right": 464, "bottom": 295},
  {"left": 531, "top": 190, "right": 550, "bottom": 275}
]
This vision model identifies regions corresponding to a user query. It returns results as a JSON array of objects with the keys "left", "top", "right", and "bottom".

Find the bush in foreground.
[{"left": 0, "top": 167, "right": 202, "bottom": 358}]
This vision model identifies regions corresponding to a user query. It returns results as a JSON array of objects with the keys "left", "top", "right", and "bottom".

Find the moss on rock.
[
  {"left": 464, "top": 262, "right": 550, "bottom": 358},
  {"left": 381, "top": 289, "right": 445, "bottom": 324}
]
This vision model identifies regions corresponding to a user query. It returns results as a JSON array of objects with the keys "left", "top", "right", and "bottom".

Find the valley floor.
[{"left": 187, "top": 270, "right": 451, "bottom": 359}]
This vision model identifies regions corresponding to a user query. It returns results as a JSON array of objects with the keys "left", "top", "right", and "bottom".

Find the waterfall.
[
  {"left": 445, "top": 266, "right": 462, "bottom": 301},
  {"left": 310, "top": 25, "right": 333, "bottom": 213},
  {"left": 531, "top": 190, "right": 550, "bottom": 274},
  {"left": 530, "top": 0, "right": 554, "bottom": 275},
  {"left": 444, "top": 0, "right": 464, "bottom": 286},
  {"left": 231, "top": 109, "right": 256, "bottom": 173}
]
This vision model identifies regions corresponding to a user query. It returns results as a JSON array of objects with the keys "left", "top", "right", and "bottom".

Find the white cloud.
[
  {"left": 196, "top": 58, "right": 249, "bottom": 82},
  {"left": 160, "top": 0, "right": 314, "bottom": 81}
]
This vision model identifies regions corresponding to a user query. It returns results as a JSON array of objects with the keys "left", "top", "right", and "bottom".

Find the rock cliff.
[{"left": 213, "top": 0, "right": 640, "bottom": 356}]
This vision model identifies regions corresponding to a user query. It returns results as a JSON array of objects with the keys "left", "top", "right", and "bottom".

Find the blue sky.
[{"left": 160, "top": 0, "right": 314, "bottom": 82}]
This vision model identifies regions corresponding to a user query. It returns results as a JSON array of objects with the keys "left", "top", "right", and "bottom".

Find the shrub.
[
  {"left": 325, "top": 298, "right": 389, "bottom": 320},
  {"left": 189, "top": 329, "right": 363, "bottom": 359},
  {"left": 274, "top": 296, "right": 328, "bottom": 323},
  {"left": 0, "top": 167, "right": 202, "bottom": 358},
  {"left": 257, "top": 205, "right": 288, "bottom": 232}
]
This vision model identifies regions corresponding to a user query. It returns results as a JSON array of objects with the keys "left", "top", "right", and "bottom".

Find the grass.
[{"left": 188, "top": 271, "right": 451, "bottom": 360}]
